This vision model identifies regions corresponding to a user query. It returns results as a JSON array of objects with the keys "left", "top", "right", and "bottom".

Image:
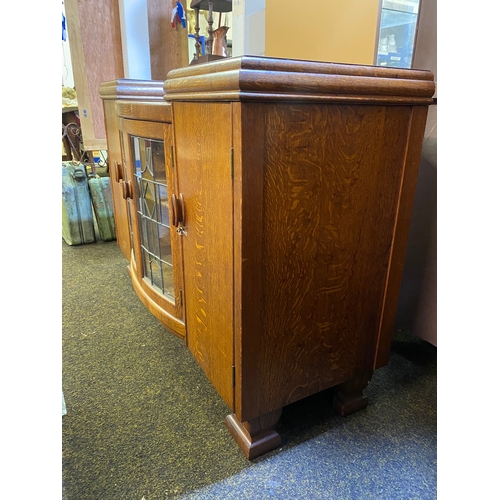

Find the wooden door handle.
[
  {"left": 170, "top": 193, "right": 185, "bottom": 227},
  {"left": 178, "top": 193, "right": 185, "bottom": 226},
  {"left": 121, "top": 180, "right": 132, "bottom": 200},
  {"left": 114, "top": 160, "right": 123, "bottom": 181}
]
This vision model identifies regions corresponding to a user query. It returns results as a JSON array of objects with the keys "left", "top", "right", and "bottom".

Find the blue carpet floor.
[{"left": 178, "top": 333, "right": 436, "bottom": 500}]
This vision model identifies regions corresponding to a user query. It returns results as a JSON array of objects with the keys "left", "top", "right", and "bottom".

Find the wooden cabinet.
[{"left": 101, "top": 55, "right": 435, "bottom": 459}]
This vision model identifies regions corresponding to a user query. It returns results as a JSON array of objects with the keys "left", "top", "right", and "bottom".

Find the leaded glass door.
[
  {"left": 132, "top": 136, "right": 175, "bottom": 301},
  {"left": 121, "top": 118, "right": 184, "bottom": 330}
]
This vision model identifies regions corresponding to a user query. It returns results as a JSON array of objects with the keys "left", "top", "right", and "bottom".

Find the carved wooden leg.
[
  {"left": 333, "top": 371, "right": 373, "bottom": 416},
  {"left": 225, "top": 409, "right": 282, "bottom": 460}
]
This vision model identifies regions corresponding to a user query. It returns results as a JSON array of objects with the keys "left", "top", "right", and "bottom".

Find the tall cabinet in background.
[{"left": 65, "top": 0, "right": 124, "bottom": 152}]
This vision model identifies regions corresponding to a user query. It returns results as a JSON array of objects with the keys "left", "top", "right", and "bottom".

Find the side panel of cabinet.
[
  {"left": 235, "top": 102, "right": 415, "bottom": 422},
  {"left": 173, "top": 102, "right": 234, "bottom": 410},
  {"left": 121, "top": 119, "right": 185, "bottom": 337},
  {"left": 102, "top": 100, "right": 131, "bottom": 260}
]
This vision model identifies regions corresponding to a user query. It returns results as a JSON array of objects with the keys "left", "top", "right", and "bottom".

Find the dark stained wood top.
[{"left": 164, "top": 55, "right": 435, "bottom": 104}]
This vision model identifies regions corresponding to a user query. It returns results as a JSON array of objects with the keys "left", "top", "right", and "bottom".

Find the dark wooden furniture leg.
[
  {"left": 333, "top": 371, "right": 373, "bottom": 416},
  {"left": 225, "top": 409, "right": 282, "bottom": 460}
]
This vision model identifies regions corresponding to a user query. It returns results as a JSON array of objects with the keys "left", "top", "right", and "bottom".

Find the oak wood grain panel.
[
  {"left": 238, "top": 103, "right": 413, "bottom": 420},
  {"left": 232, "top": 102, "right": 265, "bottom": 421},
  {"left": 147, "top": 0, "right": 189, "bottom": 80},
  {"left": 102, "top": 99, "right": 131, "bottom": 260},
  {"left": 115, "top": 101, "right": 172, "bottom": 123},
  {"left": 374, "top": 106, "right": 430, "bottom": 369},
  {"left": 173, "top": 102, "right": 234, "bottom": 409},
  {"left": 66, "top": 0, "right": 124, "bottom": 149}
]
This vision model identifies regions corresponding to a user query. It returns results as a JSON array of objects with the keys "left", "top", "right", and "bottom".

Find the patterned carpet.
[{"left": 62, "top": 238, "right": 437, "bottom": 500}]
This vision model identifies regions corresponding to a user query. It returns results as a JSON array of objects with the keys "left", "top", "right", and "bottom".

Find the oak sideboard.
[{"left": 100, "top": 55, "right": 435, "bottom": 459}]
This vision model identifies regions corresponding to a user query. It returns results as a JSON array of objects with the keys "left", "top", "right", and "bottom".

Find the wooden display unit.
[{"left": 101, "top": 55, "right": 435, "bottom": 459}]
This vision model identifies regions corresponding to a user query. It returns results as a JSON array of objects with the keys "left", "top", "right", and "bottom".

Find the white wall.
[
  {"left": 62, "top": 1, "right": 74, "bottom": 87},
  {"left": 232, "top": 0, "right": 266, "bottom": 57},
  {"left": 118, "top": 0, "right": 151, "bottom": 79}
]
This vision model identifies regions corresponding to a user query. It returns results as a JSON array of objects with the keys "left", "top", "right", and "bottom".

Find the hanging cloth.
[{"left": 171, "top": 1, "right": 187, "bottom": 28}]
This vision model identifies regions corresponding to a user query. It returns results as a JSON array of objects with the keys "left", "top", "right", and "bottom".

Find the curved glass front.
[{"left": 130, "top": 135, "right": 175, "bottom": 303}]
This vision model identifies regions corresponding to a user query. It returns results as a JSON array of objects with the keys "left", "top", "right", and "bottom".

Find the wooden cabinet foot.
[
  {"left": 224, "top": 409, "right": 282, "bottom": 460},
  {"left": 333, "top": 372, "right": 373, "bottom": 416}
]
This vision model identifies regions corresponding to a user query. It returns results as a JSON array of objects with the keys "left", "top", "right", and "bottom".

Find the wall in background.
[
  {"left": 118, "top": 0, "right": 151, "bottom": 79},
  {"left": 394, "top": 0, "right": 437, "bottom": 346},
  {"left": 265, "top": 0, "right": 380, "bottom": 64},
  {"left": 64, "top": 0, "right": 382, "bottom": 84},
  {"left": 62, "top": 1, "right": 74, "bottom": 88},
  {"left": 232, "top": 0, "right": 266, "bottom": 57},
  {"left": 65, "top": 0, "right": 124, "bottom": 150}
]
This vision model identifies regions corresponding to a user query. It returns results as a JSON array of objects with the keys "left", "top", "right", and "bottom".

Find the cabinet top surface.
[{"left": 164, "top": 55, "right": 435, "bottom": 104}]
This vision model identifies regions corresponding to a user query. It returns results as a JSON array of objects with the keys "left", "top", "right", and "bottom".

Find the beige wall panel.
[{"left": 265, "top": 0, "right": 380, "bottom": 64}]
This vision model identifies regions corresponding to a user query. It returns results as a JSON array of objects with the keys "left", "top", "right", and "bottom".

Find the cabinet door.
[
  {"left": 173, "top": 102, "right": 234, "bottom": 409},
  {"left": 121, "top": 119, "right": 185, "bottom": 335},
  {"left": 102, "top": 100, "right": 131, "bottom": 260}
]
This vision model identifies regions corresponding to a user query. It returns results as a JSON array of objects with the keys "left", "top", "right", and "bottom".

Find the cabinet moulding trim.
[
  {"left": 164, "top": 55, "right": 435, "bottom": 104},
  {"left": 163, "top": 92, "right": 434, "bottom": 105},
  {"left": 99, "top": 79, "right": 165, "bottom": 101},
  {"left": 167, "top": 55, "right": 434, "bottom": 81}
]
